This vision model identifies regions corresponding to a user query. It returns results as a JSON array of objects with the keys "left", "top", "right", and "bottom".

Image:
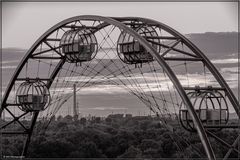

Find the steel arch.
[{"left": 1, "top": 15, "right": 239, "bottom": 160}]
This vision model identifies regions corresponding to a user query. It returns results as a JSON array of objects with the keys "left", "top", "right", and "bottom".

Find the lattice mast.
[{"left": 73, "top": 83, "right": 78, "bottom": 118}]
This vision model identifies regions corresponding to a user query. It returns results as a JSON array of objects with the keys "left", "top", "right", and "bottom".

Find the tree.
[
  {"left": 139, "top": 120, "right": 151, "bottom": 130},
  {"left": 57, "top": 115, "right": 63, "bottom": 121},
  {"left": 118, "top": 146, "right": 142, "bottom": 158},
  {"left": 77, "top": 141, "right": 104, "bottom": 158},
  {"left": 63, "top": 115, "right": 73, "bottom": 122},
  {"left": 5, "top": 114, "right": 239, "bottom": 158},
  {"left": 140, "top": 139, "right": 160, "bottom": 151},
  {"left": 80, "top": 117, "right": 87, "bottom": 126},
  {"left": 143, "top": 148, "right": 162, "bottom": 158},
  {"left": 105, "top": 117, "right": 112, "bottom": 123},
  {"left": 94, "top": 117, "right": 101, "bottom": 123},
  {"left": 73, "top": 115, "right": 78, "bottom": 122}
]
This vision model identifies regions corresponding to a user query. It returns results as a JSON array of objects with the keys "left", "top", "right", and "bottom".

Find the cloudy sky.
[{"left": 2, "top": 2, "right": 238, "bottom": 49}]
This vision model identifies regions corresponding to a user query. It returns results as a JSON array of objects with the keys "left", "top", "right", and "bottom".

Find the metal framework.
[{"left": 1, "top": 15, "right": 239, "bottom": 160}]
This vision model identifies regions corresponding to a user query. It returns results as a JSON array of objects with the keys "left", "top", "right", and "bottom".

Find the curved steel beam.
[{"left": 1, "top": 15, "right": 216, "bottom": 160}]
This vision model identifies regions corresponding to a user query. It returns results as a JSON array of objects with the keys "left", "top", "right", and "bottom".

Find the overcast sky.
[{"left": 2, "top": 2, "right": 238, "bottom": 49}]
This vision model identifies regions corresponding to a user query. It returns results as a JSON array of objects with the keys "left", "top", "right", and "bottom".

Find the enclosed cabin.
[
  {"left": 16, "top": 79, "right": 51, "bottom": 112},
  {"left": 179, "top": 86, "right": 229, "bottom": 132},
  {"left": 60, "top": 28, "right": 98, "bottom": 63},
  {"left": 117, "top": 25, "right": 160, "bottom": 65}
]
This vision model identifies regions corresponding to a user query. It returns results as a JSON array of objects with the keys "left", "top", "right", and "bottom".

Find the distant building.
[
  {"left": 107, "top": 114, "right": 124, "bottom": 119},
  {"left": 125, "top": 114, "right": 132, "bottom": 118}
]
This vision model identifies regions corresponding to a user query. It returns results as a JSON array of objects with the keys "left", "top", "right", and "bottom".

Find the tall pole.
[{"left": 73, "top": 83, "right": 77, "bottom": 117}]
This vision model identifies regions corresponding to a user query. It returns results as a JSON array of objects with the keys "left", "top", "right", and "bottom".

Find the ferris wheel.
[{"left": 1, "top": 15, "right": 239, "bottom": 160}]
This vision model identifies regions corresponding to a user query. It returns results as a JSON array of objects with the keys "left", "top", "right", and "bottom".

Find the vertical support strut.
[{"left": 22, "top": 112, "right": 39, "bottom": 156}]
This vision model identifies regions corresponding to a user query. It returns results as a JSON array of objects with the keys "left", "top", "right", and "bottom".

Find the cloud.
[
  {"left": 211, "top": 58, "right": 238, "bottom": 64},
  {"left": 0, "top": 60, "right": 19, "bottom": 64},
  {"left": 221, "top": 67, "right": 238, "bottom": 73},
  {"left": 50, "top": 71, "right": 236, "bottom": 96},
  {"left": 1, "top": 65, "right": 17, "bottom": 69},
  {"left": 88, "top": 107, "right": 127, "bottom": 111}
]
